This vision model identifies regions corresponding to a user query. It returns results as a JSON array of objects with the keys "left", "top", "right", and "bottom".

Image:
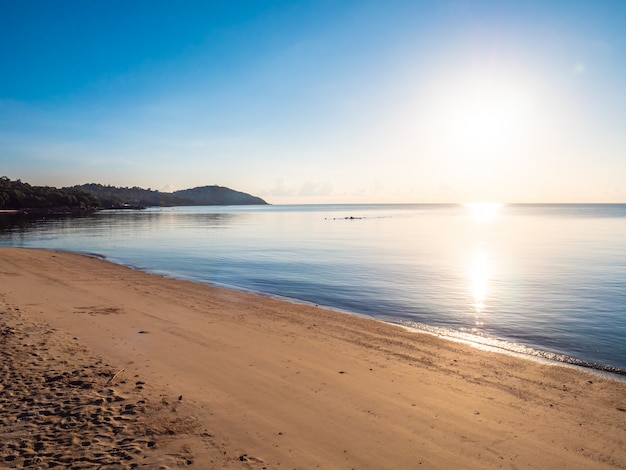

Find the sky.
[{"left": 1, "top": 0, "right": 625, "bottom": 203}]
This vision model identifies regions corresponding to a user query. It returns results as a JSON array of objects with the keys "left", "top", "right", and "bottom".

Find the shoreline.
[
  {"left": 1, "top": 247, "right": 625, "bottom": 468},
  {"left": 100, "top": 250, "right": 626, "bottom": 380},
  {"left": 395, "top": 321, "right": 626, "bottom": 381}
]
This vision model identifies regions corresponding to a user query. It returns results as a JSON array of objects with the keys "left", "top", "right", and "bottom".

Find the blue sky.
[{"left": 1, "top": 0, "right": 625, "bottom": 203}]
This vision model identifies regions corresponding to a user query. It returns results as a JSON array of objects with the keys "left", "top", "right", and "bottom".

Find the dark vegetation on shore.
[
  {"left": 0, "top": 176, "right": 99, "bottom": 212},
  {"left": 0, "top": 177, "right": 268, "bottom": 212}
]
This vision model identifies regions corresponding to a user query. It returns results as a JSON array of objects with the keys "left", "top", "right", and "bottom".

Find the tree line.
[
  {"left": 0, "top": 177, "right": 99, "bottom": 210},
  {"left": 0, "top": 177, "right": 268, "bottom": 211}
]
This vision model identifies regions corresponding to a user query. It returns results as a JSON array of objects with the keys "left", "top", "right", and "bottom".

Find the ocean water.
[{"left": 1, "top": 204, "right": 625, "bottom": 375}]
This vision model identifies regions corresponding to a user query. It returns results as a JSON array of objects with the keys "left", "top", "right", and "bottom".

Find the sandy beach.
[{"left": 0, "top": 248, "right": 624, "bottom": 469}]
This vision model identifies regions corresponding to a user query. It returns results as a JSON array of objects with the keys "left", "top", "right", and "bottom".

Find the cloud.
[
  {"left": 264, "top": 178, "right": 335, "bottom": 199},
  {"left": 353, "top": 180, "right": 385, "bottom": 197},
  {"left": 159, "top": 183, "right": 178, "bottom": 193},
  {"left": 298, "top": 180, "right": 334, "bottom": 197},
  {"left": 268, "top": 178, "right": 297, "bottom": 197},
  {"left": 433, "top": 184, "right": 458, "bottom": 202}
]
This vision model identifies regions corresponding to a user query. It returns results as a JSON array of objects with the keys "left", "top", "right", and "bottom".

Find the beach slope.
[{"left": 0, "top": 248, "right": 624, "bottom": 468}]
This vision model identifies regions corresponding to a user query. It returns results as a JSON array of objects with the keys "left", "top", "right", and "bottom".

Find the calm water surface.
[{"left": 1, "top": 204, "right": 625, "bottom": 375}]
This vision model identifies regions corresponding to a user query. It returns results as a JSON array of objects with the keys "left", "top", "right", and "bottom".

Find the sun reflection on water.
[
  {"left": 465, "top": 202, "right": 503, "bottom": 223},
  {"left": 469, "top": 249, "right": 490, "bottom": 318},
  {"left": 463, "top": 202, "right": 502, "bottom": 326}
]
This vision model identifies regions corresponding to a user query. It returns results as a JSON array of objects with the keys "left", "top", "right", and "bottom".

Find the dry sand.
[{"left": 0, "top": 247, "right": 624, "bottom": 469}]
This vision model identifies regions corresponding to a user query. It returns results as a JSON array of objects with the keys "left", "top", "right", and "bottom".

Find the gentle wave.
[{"left": 395, "top": 320, "right": 626, "bottom": 378}]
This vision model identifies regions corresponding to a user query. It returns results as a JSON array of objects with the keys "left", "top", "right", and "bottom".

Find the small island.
[{"left": 0, "top": 177, "right": 268, "bottom": 213}]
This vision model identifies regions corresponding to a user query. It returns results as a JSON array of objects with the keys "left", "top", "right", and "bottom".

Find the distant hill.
[
  {"left": 172, "top": 186, "right": 267, "bottom": 206},
  {"left": 70, "top": 183, "right": 268, "bottom": 208},
  {"left": 0, "top": 178, "right": 268, "bottom": 211}
]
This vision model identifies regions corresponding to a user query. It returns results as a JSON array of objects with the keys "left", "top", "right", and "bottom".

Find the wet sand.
[{"left": 0, "top": 247, "right": 624, "bottom": 469}]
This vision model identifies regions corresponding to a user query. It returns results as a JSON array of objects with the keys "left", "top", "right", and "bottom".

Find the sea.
[{"left": 1, "top": 203, "right": 625, "bottom": 376}]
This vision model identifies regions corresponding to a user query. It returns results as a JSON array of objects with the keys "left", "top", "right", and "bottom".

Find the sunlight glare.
[
  {"left": 429, "top": 72, "right": 534, "bottom": 158},
  {"left": 466, "top": 202, "right": 502, "bottom": 223},
  {"left": 469, "top": 249, "right": 490, "bottom": 314},
  {"left": 454, "top": 81, "right": 530, "bottom": 151}
]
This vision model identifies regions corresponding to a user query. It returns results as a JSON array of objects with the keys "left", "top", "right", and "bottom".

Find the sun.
[
  {"left": 440, "top": 76, "right": 532, "bottom": 153},
  {"left": 411, "top": 66, "right": 539, "bottom": 200}
]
